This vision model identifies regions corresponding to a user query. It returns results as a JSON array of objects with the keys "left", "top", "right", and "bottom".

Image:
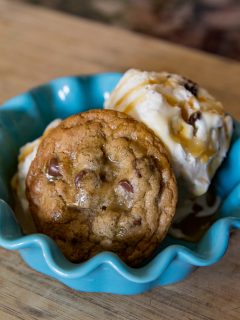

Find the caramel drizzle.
[
  {"left": 170, "top": 126, "right": 216, "bottom": 162},
  {"left": 18, "top": 145, "right": 36, "bottom": 163},
  {"left": 110, "top": 73, "right": 225, "bottom": 161},
  {"left": 198, "top": 96, "right": 224, "bottom": 115},
  {"left": 164, "top": 94, "right": 178, "bottom": 107},
  {"left": 112, "top": 78, "right": 166, "bottom": 110},
  {"left": 110, "top": 72, "right": 135, "bottom": 105},
  {"left": 123, "top": 95, "right": 146, "bottom": 114}
]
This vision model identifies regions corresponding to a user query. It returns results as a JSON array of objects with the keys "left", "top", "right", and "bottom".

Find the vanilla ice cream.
[
  {"left": 12, "top": 119, "right": 62, "bottom": 215},
  {"left": 104, "top": 69, "right": 233, "bottom": 196}
]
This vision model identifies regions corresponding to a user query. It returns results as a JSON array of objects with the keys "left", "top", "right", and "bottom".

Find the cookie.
[{"left": 26, "top": 110, "right": 177, "bottom": 266}]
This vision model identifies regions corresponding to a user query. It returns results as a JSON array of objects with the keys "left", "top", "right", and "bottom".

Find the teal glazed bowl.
[{"left": 0, "top": 73, "right": 240, "bottom": 295}]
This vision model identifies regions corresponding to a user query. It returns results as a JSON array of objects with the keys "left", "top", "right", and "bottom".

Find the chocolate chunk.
[
  {"left": 119, "top": 179, "right": 134, "bottom": 193},
  {"left": 184, "top": 79, "right": 198, "bottom": 97},
  {"left": 101, "top": 205, "right": 107, "bottom": 211},
  {"left": 48, "top": 158, "right": 62, "bottom": 177},
  {"left": 188, "top": 111, "right": 201, "bottom": 125},
  {"left": 75, "top": 170, "right": 88, "bottom": 187}
]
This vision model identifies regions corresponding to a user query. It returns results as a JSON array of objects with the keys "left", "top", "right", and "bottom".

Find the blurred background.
[{"left": 19, "top": 0, "right": 240, "bottom": 61}]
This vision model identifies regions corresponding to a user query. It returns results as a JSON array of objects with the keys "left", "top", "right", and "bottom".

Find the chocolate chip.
[
  {"left": 133, "top": 218, "right": 142, "bottom": 226},
  {"left": 119, "top": 179, "right": 134, "bottom": 193},
  {"left": 184, "top": 79, "right": 198, "bottom": 97},
  {"left": 71, "top": 238, "right": 78, "bottom": 245},
  {"left": 206, "top": 190, "right": 216, "bottom": 207},
  {"left": 148, "top": 156, "right": 157, "bottom": 173},
  {"left": 193, "top": 203, "right": 203, "bottom": 213},
  {"left": 101, "top": 205, "right": 107, "bottom": 211},
  {"left": 188, "top": 111, "right": 201, "bottom": 125},
  {"left": 133, "top": 159, "right": 142, "bottom": 178},
  {"left": 100, "top": 172, "right": 107, "bottom": 182},
  {"left": 136, "top": 169, "right": 142, "bottom": 178},
  {"left": 75, "top": 170, "right": 88, "bottom": 187},
  {"left": 48, "top": 158, "right": 62, "bottom": 177}
]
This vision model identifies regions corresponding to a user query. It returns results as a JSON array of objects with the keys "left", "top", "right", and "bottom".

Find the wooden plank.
[
  {"left": 0, "top": 0, "right": 240, "bottom": 118},
  {"left": 0, "top": 0, "right": 239, "bottom": 319},
  {"left": 0, "top": 233, "right": 239, "bottom": 320}
]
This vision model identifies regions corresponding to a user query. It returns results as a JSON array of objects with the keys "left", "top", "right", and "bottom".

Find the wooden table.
[{"left": 0, "top": 1, "right": 240, "bottom": 319}]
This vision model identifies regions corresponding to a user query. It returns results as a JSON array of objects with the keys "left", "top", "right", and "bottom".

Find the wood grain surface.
[{"left": 0, "top": 0, "right": 240, "bottom": 319}]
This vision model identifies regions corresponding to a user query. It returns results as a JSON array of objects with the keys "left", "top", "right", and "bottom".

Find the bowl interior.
[
  {"left": 0, "top": 73, "right": 240, "bottom": 264},
  {"left": 0, "top": 74, "right": 121, "bottom": 203}
]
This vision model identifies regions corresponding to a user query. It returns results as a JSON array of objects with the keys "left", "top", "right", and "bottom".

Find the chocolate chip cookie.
[{"left": 26, "top": 110, "right": 177, "bottom": 266}]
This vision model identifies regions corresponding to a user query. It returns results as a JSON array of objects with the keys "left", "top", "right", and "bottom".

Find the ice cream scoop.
[
  {"left": 104, "top": 69, "right": 233, "bottom": 196},
  {"left": 12, "top": 119, "right": 62, "bottom": 217}
]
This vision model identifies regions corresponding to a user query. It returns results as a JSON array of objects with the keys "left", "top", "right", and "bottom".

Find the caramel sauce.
[
  {"left": 124, "top": 95, "right": 145, "bottom": 114},
  {"left": 170, "top": 126, "right": 216, "bottom": 161},
  {"left": 203, "top": 105, "right": 224, "bottom": 115},
  {"left": 199, "top": 97, "right": 224, "bottom": 115},
  {"left": 181, "top": 103, "right": 190, "bottom": 122},
  {"left": 198, "top": 96, "right": 207, "bottom": 102},
  {"left": 110, "top": 73, "right": 226, "bottom": 162},
  {"left": 164, "top": 94, "right": 178, "bottom": 107},
  {"left": 188, "top": 97, "right": 195, "bottom": 107},
  {"left": 110, "top": 73, "right": 133, "bottom": 105},
  {"left": 112, "top": 72, "right": 224, "bottom": 117},
  {"left": 114, "top": 79, "right": 165, "bottom": 109},
  {"left": 116, "top": 81, "right": 217, "bottom": 161},
  {"left": 164, "top": 79, "right": 174, "bottom": 87},
  {"left": 19, "top": 145, "right": 35, "bottom": 163}
]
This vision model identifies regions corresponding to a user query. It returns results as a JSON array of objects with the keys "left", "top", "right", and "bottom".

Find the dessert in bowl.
[
  {"left": 17, "top": 110, "right": 177, "bottom": 267},
  {"left": 0, "top": 71, "right": 239, "bottom": 294},
  {"left": 105, "top": 69, "right": 233, "bottom": 241}
]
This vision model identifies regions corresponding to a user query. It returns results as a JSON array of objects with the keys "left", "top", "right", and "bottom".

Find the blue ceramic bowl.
[{"left": 0, "top": 73, "right": 240, "bottom": 295}]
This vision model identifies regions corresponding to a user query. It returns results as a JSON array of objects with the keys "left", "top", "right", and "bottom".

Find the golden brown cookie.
[{"left": 26, "top": 110, "right": 177, "bottom": 266}]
